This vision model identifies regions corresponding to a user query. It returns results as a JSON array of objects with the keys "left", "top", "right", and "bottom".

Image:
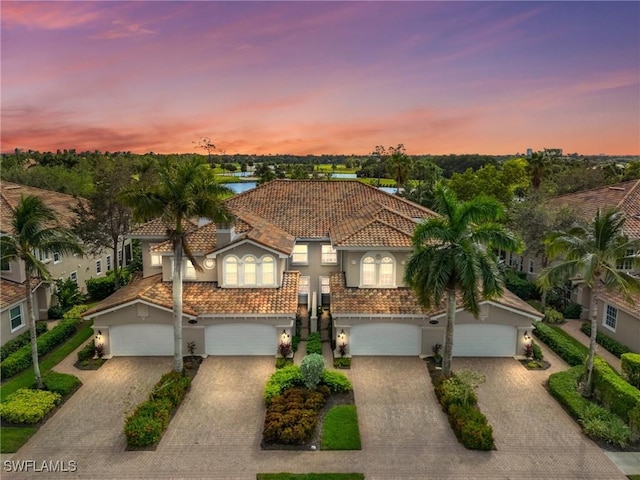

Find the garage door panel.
[
  {"left": 206, "top": 324, "right": 276, "bottom": 355},
  {"left": 110, "top": 324, "right": 174, "bottom": 356},
  {"left": 350, "top": 323, "right": 421, "bottom": 356},
  {"left": 453, "top": 324, "right": 516, "bottom": 357}
]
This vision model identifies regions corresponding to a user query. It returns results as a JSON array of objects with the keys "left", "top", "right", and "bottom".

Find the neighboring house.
[
  {"left": 0, "top": 182, "right": 130, "bottom": 345},
  {"left": 525, "top": 180, "right": 640, "bottom": 352},
  {"left": 84, "top": 180, "right": 542, "bottom": 358}
]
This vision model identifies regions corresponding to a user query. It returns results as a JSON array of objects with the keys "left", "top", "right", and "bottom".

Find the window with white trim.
[
  {"left": 320, "top": 276, "right": 330, "bottom": 294},
  {"left": 222, "top": 254, "right": 277, "bottom": 287},
  {"left": 70, "top": 271, "right": 78, "bottom": 283},
  {"left": 150, "top": 245, "right": 162, "bottom": 267},
  {"left": 604, "top": 305, "right": 617, "bottom": 331},
  {"left": 299, "top": 276, "right": 310, "bottom": 295},
  {"left": 261, "top": 256, "right": 275, "bottom": 285},
  {"left": 528, "top": 259, "right": 534, "bottom": 274},
  {"left": 96, "top": 260, "right": 102, "bottom": 275},
  {"left": 292, "top": 244, "right": 308, "bottom": 264},
  {"left": 106, "top": 255, "right": 112, "bottom": 271},
  {"left": 224, "top": 257, "right": 238, "bottom": 285},
  {"left": 617, "top": 249, "right": 635, "bottom": 271},
  {"left": 244, "top": 256, "right": 257, "bottom": 284},
  {"left": 9, "top": 305, "right": 24, "bottom": 332},
  {"left": 117, "top": 249, "right": 123, "bottom": 267},
  {"left": 321, "top": 245, "right": 337, "bottom": 264},
  {"left": 361, "top": 253, "right": 396, "bottom": 287},
  {"left": 53, "top": 251, "right": 61, "bottom": 264},
  {"left": 184, "top": 260, "right": 196, "bottom": 279}
]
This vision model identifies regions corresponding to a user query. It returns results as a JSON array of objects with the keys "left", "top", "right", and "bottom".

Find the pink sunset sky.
[{"left": 1, "top": 1, "right": 639, "bottom": 155}]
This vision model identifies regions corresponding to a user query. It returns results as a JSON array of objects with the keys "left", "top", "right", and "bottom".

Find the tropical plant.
[
  {"left": 404, "top": 184, "right": 522, "bottom": 376},
  {"left": 537, "top": 208, "right": 640, "bottom": 396},
  {"left": 385, "top": 144, "right": 412, "bottom": 193},
  {"left": 0, "top": 195, "right": 84, "bottom": 388},
  {"left": 120, "top": 156, "right": 233, "bottom": 372}
]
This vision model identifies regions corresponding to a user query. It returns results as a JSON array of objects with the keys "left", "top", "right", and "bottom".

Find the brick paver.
[{"left": 3, "top": 355, "right": 627, "bottom": 479}]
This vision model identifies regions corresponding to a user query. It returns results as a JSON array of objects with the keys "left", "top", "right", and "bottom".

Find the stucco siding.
[
  {"left": 343, "top": 250, "right": 411, "bottom": 288},
  {"left": 598, "top": 299, "right": 640, "bottom": 353},
  {"left": 1, "top": 300, "right": 29, "bottom": 345}
]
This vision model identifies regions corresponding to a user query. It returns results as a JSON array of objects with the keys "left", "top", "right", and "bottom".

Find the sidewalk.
[{"left": 559, "top": 319, "right": 622, "bottom": 372}]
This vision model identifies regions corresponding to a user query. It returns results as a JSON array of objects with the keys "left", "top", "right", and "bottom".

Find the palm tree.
[
  {"left": 386, "top": 144, "right": 412, "bottom": 193},
  {"left": 120, "top": 156, "right": 233, "bottom": 372},
  {"left": 405, "top": 184, "right": 522, "bottom": 376},
  {"left": 0, "top": 195, "right": 84, "bottom": 388},
  {"left": 537, "top": 208, "right": 640, "bottom": 395}
]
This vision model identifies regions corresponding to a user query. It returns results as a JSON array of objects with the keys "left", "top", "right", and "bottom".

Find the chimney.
[{"left": 216, "top": 224, "right": 235, "bottom": 249}]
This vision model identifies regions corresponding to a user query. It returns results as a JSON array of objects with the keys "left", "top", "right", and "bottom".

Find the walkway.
[{"left": 559, "top": 319, "right": 622, "bottom": 372}]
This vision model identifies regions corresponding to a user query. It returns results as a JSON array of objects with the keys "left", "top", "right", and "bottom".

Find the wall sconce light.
[
  {"left": 350, "top": 259, "right": 357, "bottom": 265},
  {"left": 96, "top": 330, "right": 102, "bottom": 339},
  {"left": 282, "top": 329, "right": 290, "bottom": 340},
  {"left": 523, "top": 331, "right": 530, "bottom": 340},
  {"left": 339, "top": 329, "right": 345, "bottom": 340}
]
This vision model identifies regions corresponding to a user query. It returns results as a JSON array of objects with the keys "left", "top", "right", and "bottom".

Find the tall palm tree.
[
  {"left": 537, "top": 208, "right": 640, "bottom": 395},
  {"left": 0, "top": 195, "right": 84, "bottom": 388},
  {"left": 386, "top": 144, "right": 412, "bottom": 193},
  {"left": 405, "top": 184, "right": 522, "bottom": 376},
  {"left": 120, "top": 157, "right": 233, "bottom": 372}
]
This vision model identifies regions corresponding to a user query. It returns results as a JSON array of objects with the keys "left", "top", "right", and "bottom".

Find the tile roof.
[
  {"left": 84, "top": 271, "right": 299, "bottom": 318},
  {"left": 0, "top": 279, "right": 26, "bottom": 309},
  {"left": 234, "top": 209, "right": 295, "bottom": 255},
  {"left": 0, "top": 181, "right": 84, "bottom": 230},
  {"left": 152, "top": 222, "right": 218, "bottom": 254},
  {"left": 600, "top": 288, "right": 639, "bottom": 317},
  {"left": 329, "top": 272, "right": 543, "bottom": 319},
  {"left": 552, "top": 180, "right": 640, "bottom": 239},
  {"left": 225, "top": 180, "right": 437, "bottom": 239},
  {"left": 129, "top": 218, "right": 198, "bottom": 238}
]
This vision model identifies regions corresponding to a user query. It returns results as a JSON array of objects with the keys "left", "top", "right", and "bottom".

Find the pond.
[{"left": 225, "top": 182, "right": 398, "bottom": 196}]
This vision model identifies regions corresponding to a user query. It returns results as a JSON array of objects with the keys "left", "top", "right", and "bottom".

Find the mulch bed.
[
  {"left": 73, "top": 358, "right": 107, "bottom": 370},
  {"left": 260, "top": 390, "right": 355, "bottom": 451},
  {"left": 518, "top": 359, "right": 551, "bottom": 370}
]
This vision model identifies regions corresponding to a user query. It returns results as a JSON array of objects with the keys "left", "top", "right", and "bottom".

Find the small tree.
[{"left": 300, "top": 354, "right": 324, "bottom": 390}]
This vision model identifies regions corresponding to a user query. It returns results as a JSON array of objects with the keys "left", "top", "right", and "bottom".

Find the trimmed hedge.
[
  {"left": 86, "top": 270, "right": 131, "bottom": 301},
  {"left": 306, "top": 332, "right": 322, "bottom": 355},
  {"left": 320, "top": 370, "right": 353, "bottom": 393},
  {"left": 0, "top": 317, "right": 81, "bottom": 379},
  {"left": 505, "top": 269, "right": 540, "bottom": 301},
  {"left": 77, "top": 340, "right": 95, "bottom": 362},
  {"left": 533, "top": 321, "right": 587, "bottom": 367},
  {"left": 592, "top": 357, "right": 640, "bottom": 425},
  {"left": 263, "top": 365, "right": 352, "bottom": 405},
  {"left": 0, "top": 388, "right": 61, "bottom": 424},
  {"left": 563, "top": 302, "right": 582, "bottom": 319},
  {"left": 1, "top": 322, "right": 48, "bottom": 361},
  {"left": 622, "top": 353, "right": 640, "bottom": 390},
  {"left": 580, "top": 323, "right": 632, "bottom": 359},
  {"left": 124, "top": 371, "right": 191, "bottom": 447},
  {"left": 63, "top": 304, "right": 89, "bottom": 320},
  {"left": 548, "top": 366, "right": 588, "bottom": 419},
  {"left": 42, "top": 371, "right": 82, "bottom": 397}
]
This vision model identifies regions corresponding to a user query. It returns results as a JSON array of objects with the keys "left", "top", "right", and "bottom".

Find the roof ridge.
[
  {"left": 617, "top": 179, "right": 640, "bottom": 208},
  {"left": 339, "top": 216, "right": 411, "bottom": 244},
  {"left": 553, "top": 179, "right": 640, "bottom": 202}
]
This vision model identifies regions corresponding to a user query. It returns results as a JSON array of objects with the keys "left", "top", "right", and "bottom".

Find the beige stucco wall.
[
  {"left": 343, "top": 250, "right": 412, "bottom": 288},
  {"left": 214, "top": 241, "right": 286, "bottom": 287},
  {"left": 1, "top": 300, "right": 29, "bottom": 345},
  {"left": 1, "top": 259, "right": 26, "bottom": 284},
  {"left": 597, "top": 299, "right": 640, "bottom": 353},
  {"left": 141, "top": 240, "right": 164, "bottom": 278},
  {"left": 160, "top": 254, "right": 217, "bottom": 283}
]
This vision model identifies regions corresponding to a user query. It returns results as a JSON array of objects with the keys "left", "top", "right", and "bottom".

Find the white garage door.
[
  {"left": 110, "top": 324, "right": 174, "bottom": 356},
  {"left": 206, "top": 324, "right": 276, "bottom": 355},
  {"left": 453, "top": 324, "right": 517, "bottom": 357},
  {"left": 349, "top": 323, "right": 421, "bottom": 356}
]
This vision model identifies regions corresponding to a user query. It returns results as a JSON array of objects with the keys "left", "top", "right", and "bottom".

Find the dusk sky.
[{"left": 2, "top": 1, "right": 639, "bottom": 155}]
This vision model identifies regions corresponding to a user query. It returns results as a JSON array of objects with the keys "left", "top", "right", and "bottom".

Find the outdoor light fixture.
[
  {"left": 282, "top": 329, "right": 290, "bottom": 339},
  {"left": 96, "top": 330, "right": 102, "bottom": 339},
  {"left": 523, "top": 331, "right": 530, "bottom": 340},
  {"left": 339, "top": 329, "right": 345, "bottom": 339}
]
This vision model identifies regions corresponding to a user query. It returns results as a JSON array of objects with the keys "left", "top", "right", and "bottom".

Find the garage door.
[
  {"left": 110, "top": 324, "right": 174, "bottom": 356},
  {"left": 453, "top": 324, "right": 516, "bottom": 357},
  {"left": 206, "top": 324, "right": 276, "bottom": 355},
  {"left": 349, "top": 323, "right": 421, "bottom": 356}
]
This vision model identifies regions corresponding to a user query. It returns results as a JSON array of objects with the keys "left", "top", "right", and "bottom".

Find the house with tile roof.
[
  {"left": 519, "top": 179, "right": 639, "bottom": 352},
  {"left": 1, "top": 182, "right": 131, "bottom": 345},
  {"left": 84, "top": 180, "right": 542, "bottom": 358}
]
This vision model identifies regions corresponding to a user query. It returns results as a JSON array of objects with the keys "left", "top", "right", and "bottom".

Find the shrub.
[
  {"left": 0, "top": 317, "right": 81, "bottom": 379},
  {"left": 532, "top": 341, "right": 543, "bottom": 361},
  {"left": 47, "top": 305, "right": 65, "bottom": 320},
  {"left": 306, "top": 332, "right": 322, "bottom": 355},
  {"left": 447, "top": 404, "right": 495, "bottom": 450},
  {"left": 262, "top": 388, "right": 323, "bottom": 445},
  {"left": 543, "top": 308, "right": 563, "bottom": 324},
  {"left": 580, "top": 323, "right": 632, "bottom": 358},
  {"left": 524, "top": 343, "right": 534, "bottom": 359},
  {"left": 580, "top": 404, "right": 634, "bottom": 448},
  {"left": 437, "top": 376, "right": 478, "bottom": 410},
  {"left": 77, "top": 340, "right": 95, "bottom": 362},
  {"left": 533, "top": 321, "right": 587, "bottom": 367},
  {"left": 320, "top": 370, "right": 352, "bottom": 393},
  {"left": 63, "top": 304, "right": 89, "bottom": 319},
  {"left": 505, "top": 269, "right": 540, "bottom": 300},
  {"left": 278, "top": 342, "right": 292, "bottom": 358},
  {"left": 0, "top": 389, "right": 61, "bottom": 424},
  {"left": 333, "top": 357, "right": 351, "bottom": 368},
  {"left": 563, "top": 302, "right": 583, "bottom": 319},
  {"left": 150, "top": 372, "right": 191, "bottom": 408},
  {"left": 1, "top": 322, "right": 48, "bottom": 361},
  {"left": 264, "top": 365, "right": 304, "bottom": 405},
  {"left": 291, "top": 335, "right": 300, "bottom": 353},
  {"left": 622, "top": 353, "right": 640, "bottom": 389},
  {"left": 592, "top": 357, "right": 640, "bottom": 425},
  {"left": 300, "top": 354, "right": 324, "bottom": 390},
  {"left": 54, "top": 278, "right": 86, "bottom": 312},
  {"left": 548, "top": 366, "right": 588, "bottom": 420},
  {"left": 86, "top": 270, "right": 131, "bottom": 301},
  {"left": 629, "top": 403, "right": 640, "bottom": 434},
  {"left": 42, "top": 371, "right": 82, "bottom": 396}
]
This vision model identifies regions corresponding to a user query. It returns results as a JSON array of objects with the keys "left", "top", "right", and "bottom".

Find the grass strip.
[
  {"left": 0, "top": 426, "right": 37, "bottom": 453},
  {"left": 321, "top": 405, "right": 362, "bottom": 450}
]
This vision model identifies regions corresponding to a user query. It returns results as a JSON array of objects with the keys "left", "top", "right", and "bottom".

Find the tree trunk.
[
  {"left": 25, "top": 276, "right": 43, "bottom": 389},
  {"left": 441, "top": 288, "right": 457, "bottom": 377},
  {"left": 583, "top": 283, "right": 600, "bottom": 396},
  {"left": 112, "top": 235, "right": 121, "bottom": 290},
  {"left": 172, "top": 237, "right": 184, "bottom": 373}
]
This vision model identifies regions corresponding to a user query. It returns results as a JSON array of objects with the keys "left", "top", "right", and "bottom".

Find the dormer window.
[
  {"left": 222, "top": 254, "right": 277, "bottom": 287},
  {"left": 150, "top": 244, "right": 162, "bottom": 267},
  {"left": 360, "top": 252, "right": 396, "bottom": 288}
]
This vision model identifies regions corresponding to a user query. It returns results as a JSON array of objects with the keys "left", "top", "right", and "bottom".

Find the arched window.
[
  {"left": 222, "top": 254, "right": 277, "bottom": 287},
  {"left": 261, "top": 256, "right": 275, "bottom": 285},
  {"left": 224, "top": 256, "right": 238, "bottom": 286},
  {"left": 244, "top": 256, "right": 257, "bottom": 285},
  {"left": 360, "top": 252, "right": 396, "bottom": 287}
]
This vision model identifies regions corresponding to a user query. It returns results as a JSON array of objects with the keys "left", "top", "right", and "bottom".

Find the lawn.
[
  {"left": 257, "top": 475, "right": 364, "bottom": 480},
  {"left": 321, "top": 405, "right": 361, "bottom": 450},
  {"left": 0, "top": 320, "right": 93, "bottom": 453}
]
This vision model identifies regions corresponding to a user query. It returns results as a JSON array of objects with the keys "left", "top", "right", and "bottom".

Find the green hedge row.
[
  {"left": 622, "top": 353, "right": 640, "bottom": 390},
  {"left": 533, "top": 321, "right": 587, "bottom": 366},
  {"left": 1, "top": 322, "right": 48, "bottom": 361},
  {"left": 124, "top": 371, "right": 191, "bottom": 447},
  {"left": 580, "top": 323, "right": 632, "bottom": 359},
  {"left": 0, "top": 318, "right": 81, "bottom": 379},
  {"left": 263, "top": 365, "right": 352, "bottom": 405},
  {"left": 592, "top": 357, "right": 640, "bottom": 426},
  {"left": 306, "top": 332, "right": 322, "bottom": 355},
  {"left": 0, "top": 388, "right": 61, "bottom": 424}
]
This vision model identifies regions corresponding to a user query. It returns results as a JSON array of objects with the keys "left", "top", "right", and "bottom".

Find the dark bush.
[
  {"left": 306, "top": 332, "right": 322, "bottom": 355},
  {"left": 580, "top": 323, "right": 632, "bottom": 358},
  {"left": 592, "top": 357, "right": 640, "bottom": 425},
  {"left": 150, "top": 372, "right": 191, "bottom": 408},
  {"left": 1, "top": 322, "right": 48, "bottom": 361},
  {"left": 563, "top": 302, "right": 583, "bottom": 319},
  {"left": 533, "top": 321, "right": 587, "bottom": 367},
  {"left": 86, "top": 276, "right": 116, "bottom": 301},
  {"left": 77, "top": 341, "right": 95, "bottom": 362},
  {"left": 447, "top": 404, "right": 495, "bottom": 450},
  {"left": 42, "top": 371, "right": 82, "bottom": 396},
  {"left": 47, "top": 305, "right": 65, "bottom": 320},
  {"left": 505, "top": 269, "right": 540, "bottom": 301},
  {"left": 532, "top": 341, "right": 543, "bottom": 361},
  {"left": 262, "top": 388, "right": 324, "bottom": 445},
  {"left": 0, "top": 317, "right": 81, "bottom": 379},
  {"left": 622, "top": 353, "right": 640, "bottom": 390}
]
